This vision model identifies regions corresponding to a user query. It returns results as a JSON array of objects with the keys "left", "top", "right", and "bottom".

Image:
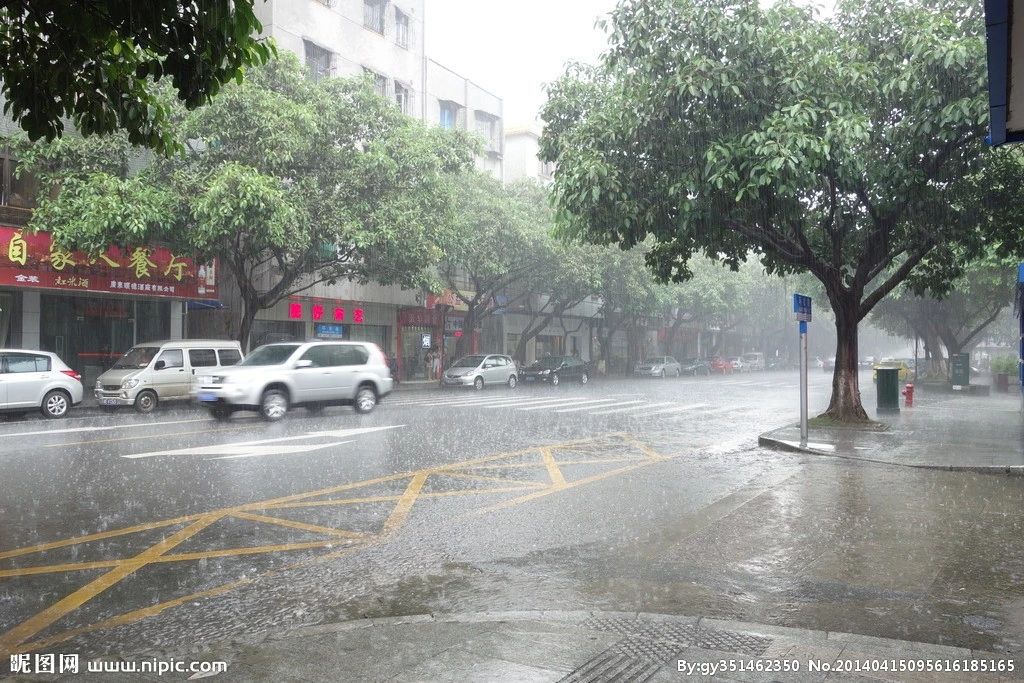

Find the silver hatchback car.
[
  {"left": 194, "top": 341, "right": 393, "bottom": 421},
  {"left": 441, "top": 354, "right": 518, "bottom": 390},
  {"left": 0, "top": 349, "right": 84, "bottom": 418}
]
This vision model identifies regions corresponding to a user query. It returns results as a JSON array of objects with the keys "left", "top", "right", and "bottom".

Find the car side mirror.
[
  {"left": 154, "top": 360, "right": 166, "bottom": 371},
  {"left": 294, "top": 359, "right": 314, "bottom": 369}
]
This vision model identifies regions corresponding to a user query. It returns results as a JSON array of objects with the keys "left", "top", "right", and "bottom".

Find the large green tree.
[
  {"left": 17, "top": 55, "right": 475, "bottom": 347},
  {"left": 0, "top": 0, "right": 273, "bottom": 153},
  {"left": 540, "top": 0, "right": 1016, "bottom": 420}
]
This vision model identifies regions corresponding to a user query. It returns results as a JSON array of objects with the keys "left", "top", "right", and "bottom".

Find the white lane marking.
[
  {"left": 553, "top": 399, "right": 620, "bottom": 413},
  {"left": 386, "top": 394, "right": 545, "bottom": 407},
  {"left": 0, "top": 418, "right": 208, "bottom": 438},
  {"left": 645, "top": 403, "right": 710, "bottom": 415},
  {"left": 209, "top": 440, "right": 355, "bottom": 461},
  {"left": 483, "top": 396, "right": 613, "bottom": 410},
  {"left": 589, "top": 401, "right": 673, "bottom": 416},
  {"left": 516, "top": 398, "right": 620, "bottom": 412},
  {"left": 123, "top": 425, "right": 404, "bottom": 459}
]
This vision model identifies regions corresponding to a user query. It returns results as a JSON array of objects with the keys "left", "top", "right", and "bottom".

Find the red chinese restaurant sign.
[{"left": 0, "top": 226, "right": 218, "bottom": 300}]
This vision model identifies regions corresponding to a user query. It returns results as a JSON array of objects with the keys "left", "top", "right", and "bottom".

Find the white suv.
[
  {"left": 0, "top": 350, "right": 84, "bottom": 419},
  {"left": 194, "top": 341, "right": 393, "bottom": 421}
]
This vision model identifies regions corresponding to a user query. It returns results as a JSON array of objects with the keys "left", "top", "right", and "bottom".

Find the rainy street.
[{"left": 2, "top": 372, "right": 1023, "bottom": 663}]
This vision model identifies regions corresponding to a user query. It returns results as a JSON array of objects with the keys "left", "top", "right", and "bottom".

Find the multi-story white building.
[
  {"left": 503, "top": 125, "right": 554, "bottom": 184},
  {"left": 191, "top": 0, "right": 506, "bottom": 382}
]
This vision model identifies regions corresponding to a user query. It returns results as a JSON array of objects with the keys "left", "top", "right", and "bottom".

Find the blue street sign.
[
  {"left": 793, "top": 293, "right": 812, "bottom": 322},
  {"left": 314, "top": 323, "right": 345, "bottom": 339}
]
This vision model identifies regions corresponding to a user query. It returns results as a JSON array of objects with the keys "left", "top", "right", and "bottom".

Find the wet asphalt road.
[{"left": 2, "top": 370, "right": 1023, "bottom": 663}]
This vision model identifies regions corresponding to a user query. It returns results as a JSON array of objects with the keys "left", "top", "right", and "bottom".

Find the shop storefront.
[
  {"left": 275, "top": 296, "right": 393, "bottom": 351},
  {"left": 0, "top": 226, "right": 218, "bottom": 386}
]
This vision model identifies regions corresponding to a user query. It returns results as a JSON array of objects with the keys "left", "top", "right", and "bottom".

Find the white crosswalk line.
[
  {"left": 645, "top": 403, "right": 709, "bottom": 415},
  {"left": 517, "top": 398, "right": 620, "bottom": 411},
  {"left": 483, "top": 396, "right": 600, "bottom": 410},
  {"left": 589, "top": 401, "right": 672, "bottom": 416},
  {"left": 553, "top": 399, "right": 620, "bottom": 413},
  {"left": 386, "top": 395, "right": 522, "bottom": 407}
]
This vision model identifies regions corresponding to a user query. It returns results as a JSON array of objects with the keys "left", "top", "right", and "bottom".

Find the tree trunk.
[
  {"left": 823, "top": 295, "right": 869, "bottom": 422},
  {"left": 237, "top": 297, "right": 259, "bottom": 352},
  {"left": 456, "top": 305, "right": 478, "bottom": 358}
]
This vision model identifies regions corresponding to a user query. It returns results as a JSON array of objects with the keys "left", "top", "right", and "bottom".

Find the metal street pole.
[
  {"left": 914, "top": 333, "right": 919, "bottom": 384},
  {"left": 800, "top": 320, "right": 808, "bottom": 447}
]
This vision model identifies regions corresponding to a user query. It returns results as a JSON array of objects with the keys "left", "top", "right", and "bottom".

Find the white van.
[{"left": 95, "top": 340, "right": 243, "bottom": 413}]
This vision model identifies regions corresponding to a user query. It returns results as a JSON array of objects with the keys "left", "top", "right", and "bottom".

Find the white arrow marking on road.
[
  {"left": 122, "top": 425, "right": 404, "bottom": 459},
  {"left": 208, "top": 440, "right": 355, "bottom": 461}
]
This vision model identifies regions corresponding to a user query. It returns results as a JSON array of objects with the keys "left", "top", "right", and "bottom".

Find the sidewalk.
[
  {"left": 759, "top": 385, "right": 1024, "bottom": 473},
  {"left": 82, "top": 611, "right": 1021, "bottom": 682}
]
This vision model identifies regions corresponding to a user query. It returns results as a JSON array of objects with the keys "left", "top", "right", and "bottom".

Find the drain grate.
[{"left": 562, "top": 616, "right": 774, "bottom": 682}]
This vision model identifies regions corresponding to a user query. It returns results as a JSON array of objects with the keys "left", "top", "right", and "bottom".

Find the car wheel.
[
  {"left": 674, "top": 368, "right": 681, "bottom": 377},
  {"left": 507, "top": 374, "right": 518, "bottom": 389},
  {"left": 580, "top": 372, "right": 589, "bottom": 385},
  {"left": 210, "top": 406, "right": 232, "bottom": 422},
  {"left": 134, "top": 390, "right": 158, "bottom": 414},
  {"left": 473, "top": 376, "right": 484, "bottom": 391},
  {"left": 260, "top": 388, "right": 288, "bottom": 421},
  {"left": 41, "top": 390, "right": 70, "bottom": 419},
  {"left": 354, "top": 385, "right": 377, "bottom": 413},
  {"left": 550, "top": 373, "right": 560, "bottom": 386},
  {"left": 658, "top": 369, "right": 666, "bottom": 379}
]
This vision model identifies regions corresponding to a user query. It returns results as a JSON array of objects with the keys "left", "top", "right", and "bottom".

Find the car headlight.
[
  {"left": 94, "top": 380, "right": 101, "bottom": 390},
  {"left": 540, "top": 369, "right": 551, "bottom": 375},
  {"left": 121, "top": 378, "right": 140, "bottom": 389}
]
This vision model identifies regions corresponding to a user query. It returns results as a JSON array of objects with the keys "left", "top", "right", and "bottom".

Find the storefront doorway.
[{"left": 40, "top": 294, "right": 170, "bottom": 389}]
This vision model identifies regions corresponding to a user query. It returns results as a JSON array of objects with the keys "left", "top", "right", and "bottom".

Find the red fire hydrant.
[{"left": 901, "top": 383, "right": 914, "bottom": 407}]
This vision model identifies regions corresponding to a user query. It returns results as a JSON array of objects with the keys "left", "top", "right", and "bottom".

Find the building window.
[
  {"left": 303, "top": 40, "right": 333, "bottom": 81},
  {"left": 0, "top": 149, "right": 37, "bottom": 209},
  {"left": 364, "top": 0, "right": 386, "bottom": 34},
  {"left": 395, "top": 8, "right": 409, "bottom": 48},
  {"left": 474, "top": 112, "right": 499, "bottom": 149},
  {"left": 439, "top": 101, "right": 461, "bottom": 130},
  {"left": 364, "top": 68, "right": 389, "bottom": 98},
  {"left": 394, "top": 82, "right": 410, "bottom": 113}
]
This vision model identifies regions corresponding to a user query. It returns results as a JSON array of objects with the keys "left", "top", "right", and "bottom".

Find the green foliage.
[
  {"left": 17, "top": 53, "right": 477, "bottom": 344},
  {"left": 540, "top": 0, "right": 1019, "bottom": 418},
  {"left": 0, "top": 0, "right": 274, "bottom": 153},
  {"left": 991, "top": 355, "right": 1018, "bottom": 375}
]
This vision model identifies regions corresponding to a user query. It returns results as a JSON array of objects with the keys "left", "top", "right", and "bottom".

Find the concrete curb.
[{"left": 758, "top": 429, "right": 1024, "bottom": 476}]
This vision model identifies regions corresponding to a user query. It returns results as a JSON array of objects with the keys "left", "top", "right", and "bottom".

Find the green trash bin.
[{"left": 876, "top": 367, "right": 900, "bottom": 413}]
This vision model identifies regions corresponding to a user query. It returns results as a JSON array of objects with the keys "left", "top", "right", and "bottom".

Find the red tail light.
[{"left": 61, "top": 370, "right": 81, "bottom": 381}]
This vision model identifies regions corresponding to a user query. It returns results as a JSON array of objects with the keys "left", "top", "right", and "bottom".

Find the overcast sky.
[{"left": 424, "top": 0, "right": 618, "bottom": 127}]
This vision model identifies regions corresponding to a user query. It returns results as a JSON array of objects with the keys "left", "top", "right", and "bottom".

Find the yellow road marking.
[
  {"left": 230, "top": 511, "right": 366, "bottom": 539},
  {"left": 383, "top": 472, "right": 427, "bottom": 534},
  {"left": 439, "top": 471, "right": 547, "bottom": 488},
  {"left": 540, "top": 447, "right": 567, "bottom": 488},
  {"left": 0, "top": 560, "right": 121, "bottom": 579},
  {"left": 1, "top": 433, "right": 667, "bottom": 654},
  {"left": 0, "top": 514, "right": 220, "bottom": 652}
]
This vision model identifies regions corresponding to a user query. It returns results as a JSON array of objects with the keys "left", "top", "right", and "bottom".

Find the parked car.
[
  {"left": 710, "top": 356, "right": 733, "bottom": 374},
  {"left": 441, "top": 354, "right": 518, "bottom": 390},
  {"left": 0, "top": 350, "right": 83, "bottom": 419},
  {"left": 822, "top": 356, "right": 836, "bottom": 372},
  {"left": 872, "top": 358, "right": 911, "bottom": 382},
  {"left": 633, "top": 356, "right": 682, "bottom": 378},
  {"left": 742, "top": 352, "right": 766, "bottom": 371},
  {"left": 519, "top": 356, "right": 590, "bottom": 386},
  {"left": 681, "top": 358, "right": 712, "bottom": 376},
  {"left": 194, "top": 341, "right": 392, "bottom": 421},
  {"left": 729, "top": 356, "right": 746, "bottom": 372},
  {"left": 96, "top": 339, "right": 243, "bottom": 414}
]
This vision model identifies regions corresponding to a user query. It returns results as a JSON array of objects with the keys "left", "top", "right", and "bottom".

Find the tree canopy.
[
  {"left": 0, "top": 0, "right": 273, "bottom": 153},
  {"left": 540, "top": 0, "right": 1020, "bottom": 420},
  {"left": 16, "top": 54, "right": 476, "bottom": 347}
]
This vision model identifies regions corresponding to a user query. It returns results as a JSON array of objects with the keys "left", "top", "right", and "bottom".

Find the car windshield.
[
  {"left": 453, "top": 355, "right": 485, "bottom": 368},
  {"left": 644, "top": 357, "right": 667, "bottom": 364},
  {"left": 111, "top": 347, "right": 159, "bottom": 369},
  {"left": 535, "top": 357, "right": 565, "bottom": 368},
  {"left": 238, "top": 344, "right": 300, "bottom": 366}
]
